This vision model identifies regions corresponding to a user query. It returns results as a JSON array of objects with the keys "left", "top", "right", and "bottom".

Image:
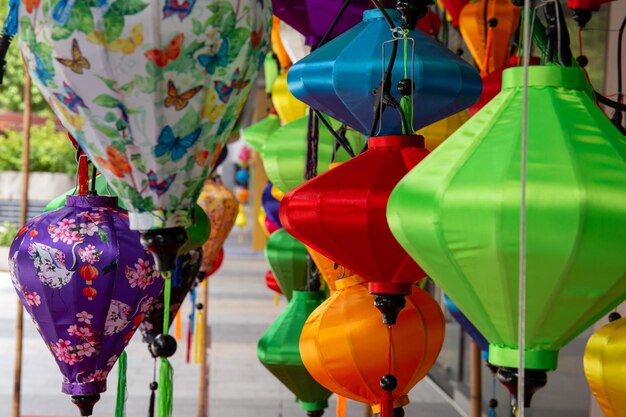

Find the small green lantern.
[
  {"left": 45, "top": 175, "right": 211, "bottom": 254},
  {"left": 243, "top": 113, "right": 281, "bottom": 153},
  {"left": 387, "top": 66, "right": 626, "bottom": 405},
  {"left": 257, "top": 290, "right": 331, "bottom": 416},
  {"left": 265, "top": 228, "right": 308, "bottom": 300}
]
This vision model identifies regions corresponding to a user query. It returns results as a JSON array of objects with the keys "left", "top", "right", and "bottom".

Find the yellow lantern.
[
  {"left": 417, "top": 110, "right": 470, "bottom": 151},
  {"left": 584, "top": 317, "right": 626, "bottom": 417},
  {"left": 306, "top": 246, "right": 354, "bottom": 292},
  {"left": 272, "top": 71, "right": 308, "bottom": 124}
]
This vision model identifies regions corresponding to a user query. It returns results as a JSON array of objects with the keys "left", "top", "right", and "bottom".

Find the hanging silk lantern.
[
  {"left": 444, "top": 295, "right": 489, "bottom": 357},
  {"left": 288, "top": 9, "right": 481, "bottom": 136},
  {"left": 306, "top": 247, "right": 354, "bottom": 293},
  {"left": 262, "top": 181, "right": 282, "bottom": 227},
  {"left": 272, "top": 17, "right": 292, "bottom": 69},
  {"left": 279, "top": 20, "right": 311, "bottom": 64},
  {"left": 272, "top": 0, "right": 396, "bottom": 46},
  {"left": 387, "top": 66, "right": 626, "bottom": 404},
  {"left": 584, "top": 317, "right": 626, "bottom": 417},
  {"left": 416, "top": 10, "right": 442, "bottom": 37},
  {"left": 235, "top": 187, "right": 250, "bottom": 204},
  {"left": 265, "top": 228, "right": 308, "bottom": 300},
  {"left": 258, "top": 290, "right": 331, "bottom": 416},
  {"left": 9, "top": 195, "right": 163, "bottom": 415},
  {"left": 243, "top": 113, "right": 281, "bottom": 153},
  {"left": 201, "top": 247, "right": 224, "bottom": 282},
  {"left": 416, "top": 110, "right": 469, "bottom": 151},
  {"left": 235, "top": 169, "right": 251, "bottom": 186},
  {"left": 265, "top": 270, "right": 283, "bottom": 294},
  {"left": 272, "top": 71, "right": 308, "bottom": 124},
  {"left": 264, "top": 53, "right": 281, "bottom": 96},
  {"left": 44, "top": 175, "right": 211, "bottom": 255},
  {"left": 19, "top": 0, "right": 271, "bottom": 270},
  {"left": 300, "top": 277, "right": 444, "bottom": 415},
  {"left": 459, "top": 0, "right": 521, "bottom": 76},
  {"left": 440, "top": 0, "right": 469, "bottom": 27},
  {"left": 265, "top": 215, "right": 282, "bottom": 235},
  {"left": 262, "top": 114, "right": 364, "bottom": 193},
  {"left": 468, "top": 55, "right": 541, "bottom": 116},
  {"left": 197, "top": 179, "right": 239, "bottom": 276},
  {"left": 140, "top": 250, "right": 203, "bottom": 343},
  {"left": 281, "top": 135, "right": 428, "bottom": 324},
  {"left": 271, "top": 185, "right": 285, "bottom": 202}
]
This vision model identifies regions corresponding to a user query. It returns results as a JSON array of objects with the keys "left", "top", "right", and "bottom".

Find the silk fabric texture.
[
  {"left": 265, "top": 228, "right": 308, "bottom": 300},
  {"left": 388, "top": 66, "right": 626, "bottom": 371}
]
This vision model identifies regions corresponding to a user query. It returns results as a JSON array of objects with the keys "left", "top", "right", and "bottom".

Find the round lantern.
[
  {"left": 300, "top": 277, "right": 444, "bottom": 416},
  {"left": 197, "top": 178, "right": 239, "bottom": 276},
  {"left": 141, "top": 249, "right": 203, "bottom": 343},
  {"left": 265, "top": 228, "right": 308, "bottom": 300},
  {"left": 272, "top": 0, "right": 396, "bottom": 46},
  {"left": 262, "top": 114, "right": 364, "bottom": 193},
  {"left": 417, "top": 110, "right": 469, "bottom": 151},
  {"left": 272, "top": 71, "right": 308, "bottom": 124},
  {"left": 258, "top": 290, "right": 331, "bottom": 416},
  {"left": 584, "top": 317, "right": 626, "bottom": 417},
  {"left": 243, "top": 113, "right": 281, "bottom": 152},
  {"left": 387, "top": 66, "right": 626, "bottom": 404},
  {"left": 287, "top": 9, "right": 482, "bottom": 136},
  {"left": 9, "top": 195, "right": 163, "bottom": 415},
  {"left": 280, "top": 135, "right": 428, "bottom": 324},
  {"left": 459, "top": 0, "right": 520, "bottom": 76}
]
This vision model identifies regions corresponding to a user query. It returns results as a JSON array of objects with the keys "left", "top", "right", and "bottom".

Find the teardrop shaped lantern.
[
  {"left": 243, "top": 113, "right": 281, "bottom": 152},
  {"left": 584, "top": 317, "right": 626, "bottom": 417},
  {"left": 306, "top": 247, "right": 354, "bottom": 293},
  {"left": 271, "top": 0, "right": 396, "bottom": 46},
  {"left": 196, "top": 178, "right": 239, "bottom": 277},
  {"left": 258, "top": 290, "right": 331, "bottom": 417},
  {"left": 265, "top": 228, "right": 308, "bottom": 300},
  {"left": 416, "top": 110, "right": 469, "bottom": 151},
  {"left": 459, "top": 0, "right": 521, "bottom": 76},
  {"left": 300, "top": 277, "right": 444, "bottom": 415},
  {"left": 287, "top": 9, "right": 482, "bottom": 136},
  {"left": 281, "top": 135, "right": 428, "bottom": 324},
  {"left": 272, "top": 71, "right": 308, "bottom": 124},
  {"left": 9, "top": 195, "right": 163, "bottom": 415},
  {"left": 387, "top": 66, "right": 626, "bottom": 403},
  {"left": 20, "top": 0, "right": 271, "bottom": 270},
  {"left": 262, "top": 115, "right": 364, "bottom": 193}
]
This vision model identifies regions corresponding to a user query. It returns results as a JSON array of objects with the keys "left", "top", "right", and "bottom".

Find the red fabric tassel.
[
  {"left": 185, "top": 316, "right": 192, "bottom": 364},
  {"left": 77, "top": 154, "right": 89, "bottom": 196},
  {"left": 380, "top": 391, "right": 394, "bottom": 417}
]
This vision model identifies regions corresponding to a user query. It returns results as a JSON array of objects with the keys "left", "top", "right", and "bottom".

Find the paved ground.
[{"left": 0, "top": 235, "right": 463, "bottom": 417}]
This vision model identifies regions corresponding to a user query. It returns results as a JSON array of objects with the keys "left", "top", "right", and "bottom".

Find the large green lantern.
[
  {"left": 387, "top": 66, "right": 626, "bottom": 402},
  {"left": 243, "top": 113, "right": 281, "bottom": 153},
  {"left": 261, "top": 114, "right": 364, "bottom": 193},
  {"left": 265, "top": 228, "right": 308, "bottom": 300},
  {"left": 257, "top": 290, "right": 331, "bottom": 417},
  {"left": 45, "top": 175, "right": 210, "bottom": 254}
]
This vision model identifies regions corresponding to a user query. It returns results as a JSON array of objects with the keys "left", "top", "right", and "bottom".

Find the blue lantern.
[
  {"left": 287, "top": 9, "right": 482, "bottom": 135},
  {"left": 444, "top": 295, "right": 489, "bottom": 359},
  {"left": 235, "top": 169, "right": 251, "bottom": 186}
]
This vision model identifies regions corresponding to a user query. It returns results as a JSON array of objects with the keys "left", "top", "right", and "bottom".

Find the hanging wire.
[{"left": 518, "top": 0, "right": 533, "bottom": 414}]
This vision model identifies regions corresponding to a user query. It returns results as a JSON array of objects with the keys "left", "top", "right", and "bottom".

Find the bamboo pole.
[
  {"left": 197, "top": 280, "right": 210, "bottom": 417},
  {"left": 364, "top": 404, "right": 372, "bottom": 417},
  {"left": 13, "top": 72, "right": 32, "bottom": 417},
  {"left": 470, "top": 341, "right": 482, "bottom": 417}
]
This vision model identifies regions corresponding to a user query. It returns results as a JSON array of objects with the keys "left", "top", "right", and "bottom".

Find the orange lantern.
[
  {"left": 236, "top": 188, "right": 250, "bottom": 205},
  {"left": 306, "top": 247, "right": 354, "bottom": 292},
  {"left": 300, "top": 276, "right": 445, "bottom": 416},
  {"left": 272, "top": 17, "right": 292, "bottom": 69},
  {"left": 417, "top": 110, "right": 470, "bottom": 151},
  {"left": 79, "top": 264, "right": 99, "bottom": 285},
  {"left": 459, "top": 0, "right": 520, "bottom": 76}
]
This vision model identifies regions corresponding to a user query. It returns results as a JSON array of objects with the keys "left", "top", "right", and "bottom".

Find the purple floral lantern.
[{"left": 9, "top": 195, "right": 163, "bottom": 416}]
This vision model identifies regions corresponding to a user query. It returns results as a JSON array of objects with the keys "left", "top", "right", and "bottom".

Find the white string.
[{"left": 518, "top": 0, "right": 532, "bottom": 415}]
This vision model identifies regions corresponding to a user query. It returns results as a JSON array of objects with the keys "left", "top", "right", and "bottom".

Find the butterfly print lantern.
[
  {"left": 9, "top": 195, "right": 163, "bottom": 416},
  {"left": 19, "top": 0, "right": 271, "bottom": 270}
]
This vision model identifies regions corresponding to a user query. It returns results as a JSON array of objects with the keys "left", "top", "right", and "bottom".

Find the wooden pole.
[
  {"left": 197, "top": 280, "right": 210, "bottom": 417},
  {"left": 13, "top": 72, "right": 32, "bottom": 417},
  {"left": 364, "top": 404, "right": 373, "bottom": 417},
  {"left": 470, "top": 341, "right": 482, "bottom": 417}
]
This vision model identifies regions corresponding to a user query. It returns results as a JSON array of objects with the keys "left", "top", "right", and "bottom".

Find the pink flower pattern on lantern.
[
  {"left": 48, "top": 219, "right": 82, "bottom": 244},
  {"left": 78, "top": 244, "right": 102, "bottom": 264},
  {"left": 76, "top": 311, "right": 93, "bottom": 324},
  {"left": 125, "top": 259, "right": 159, "bottom": 290},
  {"left": 140, "top": 297, "right": 155, "bottom": 314},
  {"left": 79, "top": 222, "right": 98, "bottom": 236},
  {"left": 23, "top": 290, "right": 41, "bottom": 307}
]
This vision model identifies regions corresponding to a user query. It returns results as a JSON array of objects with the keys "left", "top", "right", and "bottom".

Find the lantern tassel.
[
  {"left": 157, "top": 358, "right": 174, "bottom": 417},
  {"left": 186, "top": 314, "right": 193, "bottom": 364},
  {"left": 148, "top": 388, "right": 156, "bottom": 417},
  {"left": 336, "top": 395, "right": 346, "bottom": 417},
  {"left": 174, "top": 311, "right": 182, "bottom": 341},
  {"left": 274, "top": 292, "right": 280, "bottom": 306},
  {"left": 193, "top": 306, "right": 205, "bottom": 364},
  {"left": 114, "top": 351, "right": 127, "bottom": 417},
  {"left": 380, "top": 391, "right": 394, "bottom": 417}
]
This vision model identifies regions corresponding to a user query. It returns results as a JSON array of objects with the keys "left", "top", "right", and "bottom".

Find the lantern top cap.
[
  {"left": 368, "top": 134, "right": 425, "bottom": 149},
  {"left": 502, "top": 66, "right": 588, "bottom": 91},
  {"left": 363, "top": 8, "right": 402, "bottom": 24},
  {"left": 66, "top": 195, "right": 119, "bottom": 208},
  {"left": 291, "top": 290, "right": 326, "bottom": 301}
]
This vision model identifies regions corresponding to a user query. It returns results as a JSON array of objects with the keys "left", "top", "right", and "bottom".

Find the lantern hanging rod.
[{"left": 312, "top": 109, "right": 356, "bottom": 158}]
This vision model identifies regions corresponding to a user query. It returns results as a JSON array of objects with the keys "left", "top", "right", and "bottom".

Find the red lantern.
[
  {"left": 79, "top": 264, "right": 99, "bottom": 285},
  {"left": 416, "top": 10, "right": 442, "bottom": 37},
  {"left": 82, "top": 286, "right": 97, "bottom": 301},
  {"left": 265, "top": 270, "right": 282, "bottom": 295},
  {"left": 280, "top": 135, "right": 428, "bottom": 324}
]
